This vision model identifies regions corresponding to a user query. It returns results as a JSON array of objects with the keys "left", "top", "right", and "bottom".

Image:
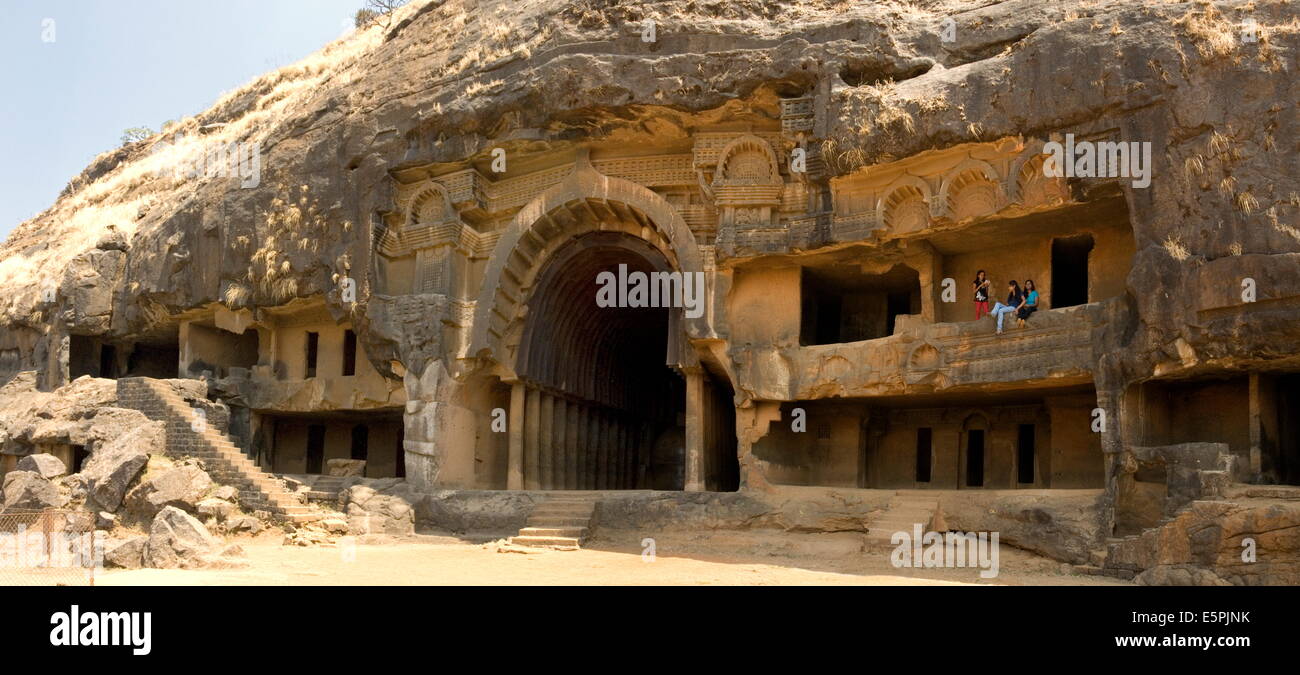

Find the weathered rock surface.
[
  {"left": 17, "top": 453, "right": 67, "bottom": 479},
  {"left": 125, "top": 460, "right": 214, "bottom": 521},
  {"left": 196, "top": 497, "right": 235, "bottom": 522},
  {"left": 223, "top": 514, "right": 265, "bottom": 535},
  {"left": 937, "top": 491, "right": 1105, "bottom": 565},
  {"left": 1, "top": 470, "right": 68, "bottom": 510},
  {"left": 102, "top": 535, "right": 148, "bottom": 569},
  {"left": 1105, "top": 499, "right": 1300, "bottom": 585},
  {"left": 342, "top": 485, "right": 416, "bottom": 536},
  {"left": 144, "top": 506, "right": 220, "bottom": 569},
  {"left": 79, "top": 423, "right": 159, "bottom": 511}
]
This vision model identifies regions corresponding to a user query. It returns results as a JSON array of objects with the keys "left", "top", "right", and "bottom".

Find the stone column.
[
  {"left": 586, "top": 410, "right": 600, "bottom": 490},
  {"left": 507, "top": 381, "right": 525, "bottom": 490},
  {"left": 551, "top": 397, "right": 566, "bottom": 489},
  {"left": 524, "top": 386, "right": 541, "bottom": 490},
  {"left": 596, "top": 412, "right": 609, "bottom": 490},
  {"left": 684, "top": 368, "right": 706, "bottom": 492},
  {"left": 539, "top": 394, "right": 555, "bottom": 490},
  {"left": 566, "top": 402, "right": 580, "bottom": 490},
  {"left": 576, "top": 404, "right": 588, "bottom": 490}
]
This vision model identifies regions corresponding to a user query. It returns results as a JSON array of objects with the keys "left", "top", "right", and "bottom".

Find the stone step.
[
  {"left": 526, "top": 515, "right": 592, "bottom": 527},
  {"left": 510, "top": 535, "right": 581, "bottom": 550},
  {"left": 519, "top": 526, "right": 588, "bottom": 538}
]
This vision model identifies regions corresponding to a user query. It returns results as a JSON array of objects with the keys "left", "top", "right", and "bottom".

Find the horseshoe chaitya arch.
[
  {"left": 515, "top": 231, "right": 677, "bottom": 406},
  {"left": 469, "top": 162, "right": 707, "bottom": 370}
]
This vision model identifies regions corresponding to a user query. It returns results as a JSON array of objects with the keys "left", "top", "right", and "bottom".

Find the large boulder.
[
  {"left": 125, "top": 460, "right": 213, "bottom": 521},
  {"left": 144, "top": 506, "right": 220, "bottom": 569},
  {"left": 1, "top": 471, "right": 68, "bottom": 510},
  {"left": 342, "top": 485, "right": 415, "bottom": 536},
  {"left": 102, "top": 535, "right": 148, "bottom": 569},
  {"left": 80, "top": 422, "right": 161, "bottom": 511},
  {"left": 17, "top": 453, "right": 67, "bottom": 479}
]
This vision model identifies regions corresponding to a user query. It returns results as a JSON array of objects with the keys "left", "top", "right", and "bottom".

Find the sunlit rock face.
[{"left": 2, "top": 0, "right": 1300, "bottom": 582}]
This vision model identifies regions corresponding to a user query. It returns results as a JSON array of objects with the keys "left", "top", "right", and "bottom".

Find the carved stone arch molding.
[
  {"left": 1008, "top": 140, "right": 1070, "bottom": 209},
  {"left": 875, "top": 175, "right": 933, "bottom": 236},
  {"left": 713, "top": 134, "right": 782, "bottom": 186},
  {"left": 407, "top": 182, "right": 456, "bottom": 226},
  {"left": 469, "top": 153, "right": 707, "bottom": 369},
  {"left": 936, "top": 159, "right": 1004, "bottom": 222},
  {"left": 904, "top": 340, "right": 948, "bottom": 387}
]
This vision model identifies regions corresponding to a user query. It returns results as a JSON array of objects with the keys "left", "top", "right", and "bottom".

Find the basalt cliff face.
[{"left": 2, "top": 0, "right": 1300, "bottom": 583}]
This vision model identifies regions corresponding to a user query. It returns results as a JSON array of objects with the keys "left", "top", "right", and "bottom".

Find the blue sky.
[{"left": 0, "top": 0, "right": 369, "bottom": 239}]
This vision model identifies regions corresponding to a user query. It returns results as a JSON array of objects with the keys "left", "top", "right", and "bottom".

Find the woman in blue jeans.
[
  {"left": 990, "top": 280, "right": 1022, "bottom": 334},
  {"left": 1016, "top": 279, "right": 1039, "bottom": 328}
]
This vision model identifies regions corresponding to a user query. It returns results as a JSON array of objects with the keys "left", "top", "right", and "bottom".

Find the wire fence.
[{"left": 0, "top": 509, "right": 98, "bottom": 586}]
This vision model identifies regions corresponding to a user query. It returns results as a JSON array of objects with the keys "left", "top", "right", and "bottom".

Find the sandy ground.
[{"left": 86, "top": 530, "right": 1130, "bottom": 586}]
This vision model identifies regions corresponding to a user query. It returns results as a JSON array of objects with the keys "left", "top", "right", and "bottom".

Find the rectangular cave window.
[
  {"left": 915, "top": 427, "right": 932, "bottom": 483},
  {"left": 1051, "top": 234, "right": 1094, "bottom": 308},
  {"left": 966, "top": 429, "right": 985, "bottom": 487},
  {"left": 800, "top": 264, "right": 921, "bottom": 346},
  {"left": 1017, "top": 424, "right": 1036, "bottom": 484},
  {"left": 305, "top": 332, "right": 319, "bottom": 379},
  {"left": 342, "top": 330, "right": 357, "bottom": 377},
  {"left": 306, "top": 424, "right": 326, "bottom": 474}
]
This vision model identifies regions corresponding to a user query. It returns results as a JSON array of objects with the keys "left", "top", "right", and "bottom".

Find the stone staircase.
[
  {"left": 281, "top": 474, "right": 348, "bottom": 504},
  {"left": 117, "top": 378, "right": 330, "bottom": 525},
  {"left": 510, "top": 495, "right": 599, "bottom": 550},
  {"left": 864, "top": 492, "right": 940, "bottom": 547}
]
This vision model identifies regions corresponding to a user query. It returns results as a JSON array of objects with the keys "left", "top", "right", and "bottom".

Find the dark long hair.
[
  {"left": 974, "top": 270, "right": 986, "bottom": 285},
  {"left": 1024, "top": 279, "right": 1036, "bottom": 293}
]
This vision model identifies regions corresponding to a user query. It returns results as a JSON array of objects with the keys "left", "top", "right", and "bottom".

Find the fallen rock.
[
  {"left": 342, "top": 485, "right": 415, "bottom": 536},
  {"left": 80, "top": 422, "right": 157, "bottom": 511},
  {"left": 17, "top": 453, "right": 67, "bottom": 479},
  {"left": 196, "top": 498, "right": 235, "bottom": 522},
  {"left": 102, "top": 535, "right": 147, "bottom": 569},
  {"left": 125, "top": 460, "right": 213, "bottom": 521},
  {"left": 224, "top": 515, "right": 264, "bottom": 535},
  {"left": 284, "top": 528, "right": 334, "bottom": 547},
  {"left": 211, "top": 485, "right": 239, "bottom": 502},
  {"left": 144, "top": 506, "right": 220, "bottom": 569},
  {"left": 95, "top": 511, "right": 117, "bottom": 530},
  {"left": 318, "top": 517, "right": 349, "bottom": 534},
  {"left": 1, "top": 471, "right": 68, "bottom": 510}
]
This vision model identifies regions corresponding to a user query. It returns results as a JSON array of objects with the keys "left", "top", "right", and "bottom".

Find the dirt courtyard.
[{"left": 91, "top": 531, "right": 1130, "bottom": 586}]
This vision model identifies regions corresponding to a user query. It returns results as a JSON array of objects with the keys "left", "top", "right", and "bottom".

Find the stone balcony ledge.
[{"left": 731, "top": 300, "right": 1116, "bottom": 401}]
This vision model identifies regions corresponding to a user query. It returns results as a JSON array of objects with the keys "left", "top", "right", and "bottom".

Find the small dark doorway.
[
  {"left": 915, "top": 427, "right": 932, "bottom": 483},
  {"left": 306, "top": 424, "right": 326, "bottom": 474},
  {"left": 1277, "top": 375, "right": 1300, "bottom": 485},
  {"left": 72, "top": 445, "right": 90, "bottom": 473},
  {"left": 342, "top": 330, "right": 358, "bottom": 376},
  {"left": 305, "top": 332, "right": 320, "bottom": 378},
  {"left": 1051, "top": 234, "right": 1094, "bottom": 308},
  {"left": 350, "top": 424, "right": 369, "bottom": 462},
  {"left": 965, "top": 429, "right": 985, "bottom": 487},
  {"left": 99, "top": 345, "right": 117, "bottom": 379},
  {"left": 1017, "top": 424, "right": 1036, "bottom": 484}
]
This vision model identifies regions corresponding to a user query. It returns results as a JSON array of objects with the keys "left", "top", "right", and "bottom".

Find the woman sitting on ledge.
[
  {"left": 990, "top": 280, "right": 1021, "bottom": 335},
  {"left": 1016, "top": 279, "right": 1040, "bottom": 329}
]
